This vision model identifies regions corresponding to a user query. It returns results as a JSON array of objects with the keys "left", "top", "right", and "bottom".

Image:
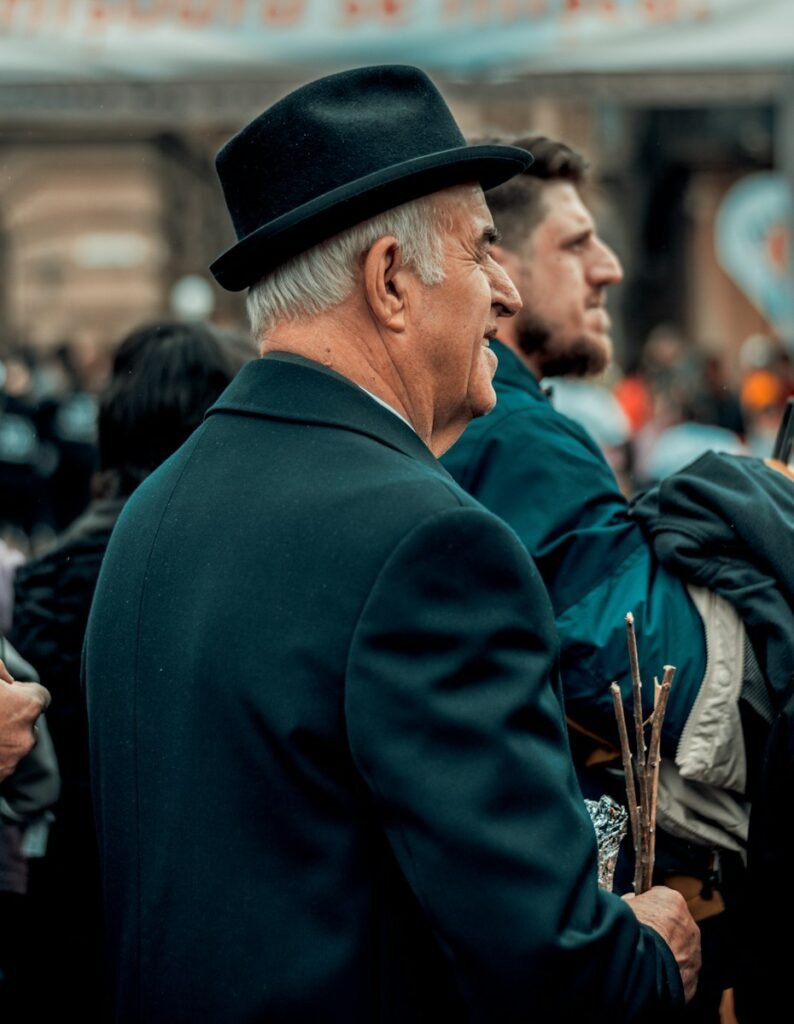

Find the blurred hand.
[
  {"left": 0, "top": 658, "right": 51, "bottom": 782},
  {"left": 624, "top": 886, "right": 701, "bottom": 1003},
  {"left": 764, "top": 457, "right": 794, "bottom": 481}
]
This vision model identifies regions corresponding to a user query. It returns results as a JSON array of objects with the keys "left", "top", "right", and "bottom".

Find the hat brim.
[{"left": 210, "top": 143, "right": 531, "bottom": 292}]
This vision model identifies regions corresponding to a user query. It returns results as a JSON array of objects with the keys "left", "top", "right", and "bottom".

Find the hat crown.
[
  {"left": 216, "top": 65, "right": 466, "bottom": 241},
  {"left": 210, "top": 64, "right": 531, "bottom": 291}
]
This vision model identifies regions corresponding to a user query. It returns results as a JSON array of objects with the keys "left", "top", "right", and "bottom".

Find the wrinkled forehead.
[
  {"left": 437, "top": 180, "right": 487, "bottom": 211},
  {"left": 433, "top": 182, "right": 495, "bottom": 240}
]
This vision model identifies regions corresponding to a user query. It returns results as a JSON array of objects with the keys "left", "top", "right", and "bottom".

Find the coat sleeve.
[{"left": 345, "top": 505, "right": 683, "bottom": 1023}]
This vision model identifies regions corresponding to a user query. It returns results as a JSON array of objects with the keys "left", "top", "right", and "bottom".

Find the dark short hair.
[
  {"left": 96, "top": 321, "right": 256, "bottom": 498},
  {"left": 480, "top": 135, "right": 589, "bottom": 251}
]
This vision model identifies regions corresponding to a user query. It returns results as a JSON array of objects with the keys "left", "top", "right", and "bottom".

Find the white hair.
[{"left": 246, "top": 192, "right": 449, "bottom": 341}]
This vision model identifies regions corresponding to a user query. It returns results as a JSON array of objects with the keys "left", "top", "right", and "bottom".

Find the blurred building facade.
[{"left": 0, "top": 2, "right": 791, "bottom": 381}]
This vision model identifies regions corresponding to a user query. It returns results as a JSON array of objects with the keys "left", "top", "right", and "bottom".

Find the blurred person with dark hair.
[
  {"left": 6, "top": 320, "right": 256, "bottom": 1021},
  {"left": 32, "top": 342, "right": 102, "bottom": 538},
  {"left": 632, "top": 341, "right": 748, "bottom": 488},
  {"left": 441, "top": 134, "right": 794, "bottom": 1022},
  {"left": 0, "top": 349, "right": 53, "bottom": 544},
  {"left": 690, "top": 354, "right": 744, "bottom": 437},
  {"left": 623, "top": 323, "right": 697, "bottom": 486},
  {"left": 93, "top": 320, "right": 253, "bottom": 499}
]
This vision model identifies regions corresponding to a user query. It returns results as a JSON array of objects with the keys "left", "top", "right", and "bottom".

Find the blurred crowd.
[
  {"left": 0, "top": 321, "right": 257, "bottom": 1017},
  {"left": 3, "top": 325, "right": 791, "bottom": 565},
  {"left": 2, "top": 322, "right": 791, "bottom": 601},
  {"left": 549, "top": 327, "right": 794, "bottom": 497},
  {"left": 0, "top": 343, "right": 105, "bottom": 564}
]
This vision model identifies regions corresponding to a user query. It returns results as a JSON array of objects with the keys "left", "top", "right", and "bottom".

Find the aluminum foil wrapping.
[{"left": 584, "top": 795, "right": 628, "bottom": 892}]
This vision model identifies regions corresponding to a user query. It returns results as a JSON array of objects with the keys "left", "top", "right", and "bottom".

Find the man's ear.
[{"left": 362, "top": 236, "right": 408, "bottom": 332}]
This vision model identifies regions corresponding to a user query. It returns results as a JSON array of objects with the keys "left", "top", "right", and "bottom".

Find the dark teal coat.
[
  {"left": 442, "top": 341, "right": 705, "bottom": 754},
  {"left": 84, "top": 353, "right": 682, "bottom": 1023}
]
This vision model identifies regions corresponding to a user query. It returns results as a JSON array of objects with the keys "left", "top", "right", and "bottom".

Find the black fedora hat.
[{"left": 210, "top": 65, "right": 532, "bottom": 292}]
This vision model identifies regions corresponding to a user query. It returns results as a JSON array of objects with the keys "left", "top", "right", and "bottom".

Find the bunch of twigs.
[{"left": 610, "top": 612, "right": 675, "bottom": 894}]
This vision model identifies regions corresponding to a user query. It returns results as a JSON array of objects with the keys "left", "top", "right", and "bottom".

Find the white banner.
[{"left": 0, "top": 0, "right": 791, "bottom": 81}]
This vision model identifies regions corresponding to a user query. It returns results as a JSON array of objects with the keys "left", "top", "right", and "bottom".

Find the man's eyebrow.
[
  {"left": 479, "top": 226, "right": 501, "bottom": 249},
  {"left": 563, "top": 226, "right": 593, "bottom": 246}
]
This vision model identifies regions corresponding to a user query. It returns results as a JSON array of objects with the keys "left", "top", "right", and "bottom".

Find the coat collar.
[
  {"left": 207, "top": 351, "right": 442, "bottom": 472},
  {"left": 491, "top": 339, "right": 550, "bottom": 401}
]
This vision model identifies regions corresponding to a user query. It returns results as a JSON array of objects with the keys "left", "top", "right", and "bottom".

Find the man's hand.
[
  {"left": 624, "top": 886, "right": 701, "bottom": 1003},
  {"left": 0, "top": 658, "right": 51, "bottom": 782}
]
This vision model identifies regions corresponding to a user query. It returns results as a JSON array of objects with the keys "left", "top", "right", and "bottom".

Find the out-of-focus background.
[{"left": 1, "top": 0, "right": 793, "bottom": 548}]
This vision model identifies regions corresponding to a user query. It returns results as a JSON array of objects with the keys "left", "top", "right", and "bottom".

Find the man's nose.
[
  {"left": 590, "top": 238, "right": 623, "bottom": 286},
  {"left": 491, "top": 260, "right": 522, "bottom": 318}
]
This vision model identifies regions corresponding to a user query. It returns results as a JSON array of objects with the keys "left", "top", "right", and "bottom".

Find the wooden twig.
[
  {"left": 643, "top": 666, "right": 675, "bottom": 891},
  {"left": 625, "top": 613, "right": 651, "bottom": 893},
  {"left": 625, "top": 615, "right": 645, "bottom": 764},
  {"left": 611, "top": 615, "right": 675, "bottom": 893},
  {"left": 610, "top": 682, "right": 639, "bottom": 866},
  {"left": 625, "top": 615, "right": 650, "bottom": 809}
]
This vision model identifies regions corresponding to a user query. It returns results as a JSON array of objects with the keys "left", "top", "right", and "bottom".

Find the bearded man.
[
  {"left": 441, "top": 138, "right": 710, "bottom": 761},
  {"left": 442, "top": 136, "right": 767, "bottom": 1022}
]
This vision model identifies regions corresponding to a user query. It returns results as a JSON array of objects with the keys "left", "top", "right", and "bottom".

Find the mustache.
[{"left": 586, "top": 290, "right": 609, "bottom": 311}]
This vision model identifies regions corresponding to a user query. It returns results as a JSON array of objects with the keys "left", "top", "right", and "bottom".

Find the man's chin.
[
  {"left": 539, "top": 335, "right": 611, "bottom": 379},
  {"left": 480, "top": 392, "right": 498, "bottom": 417},
  {"left": 470, "top": 379, "right": 498, "bottom": 420},
  {"left": 432, "top": 386, "right": 496, "bottom": 456},
  {"left": 476, "top": 346, "right": 499, "bottom": 413},
  {"left": 471, "top": 386, "right": 497, "bottom": 419}
]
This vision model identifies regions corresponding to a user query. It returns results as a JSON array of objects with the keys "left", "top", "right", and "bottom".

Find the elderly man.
[
  {"left": 84, "top": 67, "right": 698, "bottom": 1023},
  {"left": 0, "top": 660, "right": 49, "bottom": 782}
]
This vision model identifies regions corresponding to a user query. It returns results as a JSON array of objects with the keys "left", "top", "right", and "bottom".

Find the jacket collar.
[
  {"left": 491, "top": 339, "right": 549, "bottom": 401},
  {"left": 207, "top": 351, "right": 442, "bottom": 472}
]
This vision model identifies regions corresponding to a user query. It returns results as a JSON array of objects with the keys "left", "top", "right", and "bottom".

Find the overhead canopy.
[{"left": 0, "top": 0, "right": 791, "bottom": 82}]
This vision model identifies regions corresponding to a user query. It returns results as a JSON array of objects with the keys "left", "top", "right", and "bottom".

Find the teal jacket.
[{"left": 442, "top": 341, "right": 705, "bottom": 754}]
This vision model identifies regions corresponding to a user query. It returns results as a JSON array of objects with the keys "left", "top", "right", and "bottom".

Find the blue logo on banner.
[{"left": 715, "top": 172, "right": 793, "bottom": 337}]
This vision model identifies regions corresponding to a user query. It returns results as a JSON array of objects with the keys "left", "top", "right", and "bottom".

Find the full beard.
[{"left": 516, "top": 312, "right": 611, "bottom": 379}]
